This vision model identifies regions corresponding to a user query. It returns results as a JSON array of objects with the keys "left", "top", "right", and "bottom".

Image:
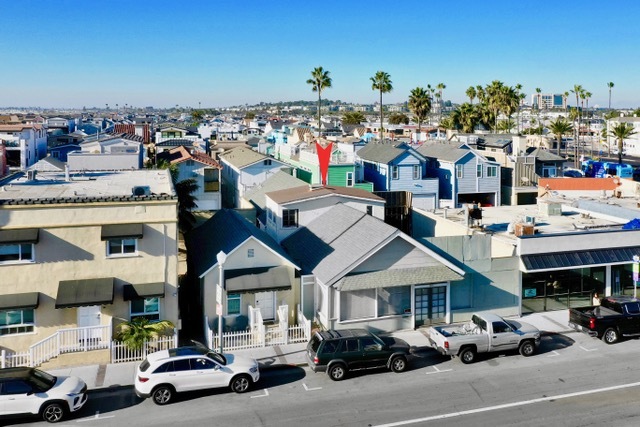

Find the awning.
[
  {"left": 336, "top": 266, "right": 464, "bottom": 291},
  {"left": 522, "top": 246, "right": 640, "bottom": 272},
  {"left": 0, "top": 292, "right": 39, "bottom": 310},
  {"left": 123, "top": 282, "right": 165, "bottom": 301},
  {"left": 0, "top": 228, "right": 39, "bottom": 244},
  {"left": 56, "top": 278, "right": 114, "bottom": 308},
  {"left": 100, "top": 223, "right": 143, "bottom": 240},
  {"left": 225, "top": 266, "right": 292, "bottom": 293}
]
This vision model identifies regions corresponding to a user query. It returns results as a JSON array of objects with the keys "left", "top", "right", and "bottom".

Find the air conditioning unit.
[
  {"left": 132, "top": 186, "right": 151, "bottom": 196},
  {"left": 524, "top": 215, "right": 536, "bottom": 225}
]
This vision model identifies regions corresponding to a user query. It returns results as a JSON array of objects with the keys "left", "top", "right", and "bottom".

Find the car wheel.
[
  {"left": 519, "top": 340, "right": 536, "bottom": 357},
  {"left": 41, "top": 402, "right": 65, "bottom": 423},
  {"left": 602, "top": 328, "right": 619, "bottom": 344},
  {"left": 459, "top": 347, "right": 476, "bottom": 364},
  {"left": 230, "top": 374, "right": 251, "bottom": 393},
  {"left": 328, "top": 363, "right": 347, "bottom": 381},
  {"left": 390, "top": 356, "right": 407, "bottom": 373},
  {"left": 152, "top": 385, "right": 174, "bottom": 405}
]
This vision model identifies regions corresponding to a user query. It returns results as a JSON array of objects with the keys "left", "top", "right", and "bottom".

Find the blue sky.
[{"left": 2, "top": 1, "right": 639, "bottom": 109}]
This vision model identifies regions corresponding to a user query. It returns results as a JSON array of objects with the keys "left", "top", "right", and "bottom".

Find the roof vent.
[
  {"left": 27, "top": 170, "right": 37, "bottom": 181},
  {"left": 132, "top": 186, "right": 151, "bottom": 196}
]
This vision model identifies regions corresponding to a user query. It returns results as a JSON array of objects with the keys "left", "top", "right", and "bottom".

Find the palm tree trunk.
[
  {"left": 318, "top": 92, "right": 322, "bottom": 136},
  {"left": 379, "top": 90, "right": 383, "bottom": 140}
]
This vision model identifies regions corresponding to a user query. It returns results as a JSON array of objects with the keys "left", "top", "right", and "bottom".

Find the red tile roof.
[{"left": 538, "top": 177, "right": 621, "bottom": 191}]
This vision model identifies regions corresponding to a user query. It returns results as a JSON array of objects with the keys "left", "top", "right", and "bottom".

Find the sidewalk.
[{"left": 49, "top": 309, "right": 572, "bottom": 390}]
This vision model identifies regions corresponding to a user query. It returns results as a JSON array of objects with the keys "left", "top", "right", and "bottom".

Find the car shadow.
[{"left": 536, "top": 332, "right": 576, "bottom": 354}]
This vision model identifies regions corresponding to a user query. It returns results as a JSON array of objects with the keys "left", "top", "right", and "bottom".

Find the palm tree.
[
  {"left": 114, "top": 318, "right": 175, "bottom": 351},
  {"left": 485, "top": 80, "right": 507, "bottom": 132},
  {"left": 408, "top": 87, "right": 431, "bottom": 141},
  {"left": 548, "top": 118, "right": 574, "bottom": 156},
  {"left": 155, "top": 160, "right": 199, "bottom": 232},
  {"left": 437, "top": 82, "right": 446, "bottom": 122},
  {"left": 610, "top": 122, "right": 637, "bottom": 164},
  {"left": 342, "top": 111, "right": 366, "bottom": 125},
  {"left": 466, "top": 86, "right": 477, "bottom": 103},
  {"left": 370, "top": 71, "right": 393, "bottom": 138},
  {"left": 570, "top": 84, "right": 584, "bottom": 163},
  {"left": 607, "top": 82, "right": 615, "bottom": 110},
  {"left": 306, "top": 67, "right": 332, "bottom": 136},
  {"left": 451, "top": 103, "right": 478, "bottom": 133}
]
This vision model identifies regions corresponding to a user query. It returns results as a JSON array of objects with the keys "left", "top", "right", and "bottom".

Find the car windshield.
[
  {"left": 30, "top": 369, "right": 56, "bottom": 391},
  {"left": 206, "top": 351, "right": 227, "bottom": 365}
]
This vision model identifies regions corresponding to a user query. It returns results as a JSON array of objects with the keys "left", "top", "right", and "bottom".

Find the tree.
[
  {"left": 155, "top": 160, "right": 199, "bottom": 232},
  {"left": 306, "top": 67, "right": 332, "bottom": 136},
  {"left": 548, "top": 118, "right": 574, "bottom": 156},
  {"left": 388, "top": 112, "right": 409, "bottom": 125},
  {"left": 408, "top": 87, "right": 431, "bottom": 141},
  {"left": 610, "top": 122, "right": 637, "bottom": 164},
  {"left": 497, "top": 119, "right": 516, "bottom": 133},
  {"left": 437, "top": 82, "right": 446, "bottom": 122},
  {"left": 466, "top": 86, "right": 477, "bottom": 104},
  {"left": 451, "top": 103, "right": 479, "bottom": 133},
  {"left": 342, "top": 111, "right": 366, "bottom": 125},
  {"left": 370, "top": 71, "right": 393, "bottom": 138},
  {"left": 114, "top": 318, "right": 175, "bottom": 351},
  {"left": 244, "top": 111, "right": 256, "bottom": 120},
  {"left": 607, "top": 82, "right": 615, "bottom": 110}
]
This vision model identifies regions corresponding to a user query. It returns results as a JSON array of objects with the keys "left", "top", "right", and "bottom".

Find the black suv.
[{"left": 306, "top": 329, "right": 411, "bottom": 380}]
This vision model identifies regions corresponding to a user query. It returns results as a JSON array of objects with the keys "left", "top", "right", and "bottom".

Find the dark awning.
[
  {"left": 336, "top": 266, "right": 464, "bottom": 291},
  {"left": 225, "top": 266, "right": 292, "bottom": 293},
  {"left": 100, "top": 223, "right": 143, "bottom": 240},
  {"left": 522, "top": 246, "right": 640, "bottom": 272},
  {"left": 0, "top": 292, "right": 39, "bottom": 310},
  {"left": 123, "top": 283, "right": 165, "bottom": 301},
  {"left": 0, "top": 228, "right": 39, "bottom": 244},
  {"left": 56, "top": 278, "right": 115, "bottom": 308}
]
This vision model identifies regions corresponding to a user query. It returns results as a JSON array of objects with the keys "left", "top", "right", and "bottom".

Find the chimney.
[{"left": 64, "top": 164, "right": 70, "bottom": 181}]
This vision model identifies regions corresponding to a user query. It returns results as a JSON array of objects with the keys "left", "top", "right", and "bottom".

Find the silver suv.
[{"left": 0, "top": 367, "right": 88, "bottom": 423}]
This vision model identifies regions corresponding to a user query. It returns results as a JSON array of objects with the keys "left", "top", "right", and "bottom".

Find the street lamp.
[
  {"left": 216, "top": 250, "right": 227, "bottom": 353},
  {"left": 633, "top": 255, "right": 639, "bottom": 299}
]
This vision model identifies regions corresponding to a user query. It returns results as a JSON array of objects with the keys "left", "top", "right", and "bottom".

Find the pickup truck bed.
[{"left": 568, "top": 296, "right": 640, "bottom": 344}]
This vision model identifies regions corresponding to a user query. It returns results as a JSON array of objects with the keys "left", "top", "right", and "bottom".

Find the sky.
[{"left": 2, "top": 0, "right": 639, "bottom": 109}]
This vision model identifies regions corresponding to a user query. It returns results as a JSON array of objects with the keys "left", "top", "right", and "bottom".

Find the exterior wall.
[
  {"left": 176, "top": 162, "right": 221, "bottom": 211},
  {"left": 351, "top": 237, "right": 441, "bottom": 273},
  {"left": 221, "top": 160, "right": 289, "bottom": 208},
  {"left": 517, "top": 229, "right": 640, "bottom": 256},
  {"left": 0, "top": 200, "right": 179, "bottom": 353}
]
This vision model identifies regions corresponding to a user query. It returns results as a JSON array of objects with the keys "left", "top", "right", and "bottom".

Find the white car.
[
  {"left": 0, "top": 367, "right": 88, "bottom": 423},
  {"left": 134, "top": 343, "right": 260, "bottom": 405}
]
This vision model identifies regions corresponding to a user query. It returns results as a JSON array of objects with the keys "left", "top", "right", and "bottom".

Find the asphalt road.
[{"left": 9, "top": 331, "right": 640, "bottom": 427}]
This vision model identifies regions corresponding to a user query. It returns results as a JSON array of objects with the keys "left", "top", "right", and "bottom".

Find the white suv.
[
  {"left": 135, "top": 343, "right": 260, "bottom": 405},
  {"left": 0, "top": 367, "right": 88, "bottom": 423}
]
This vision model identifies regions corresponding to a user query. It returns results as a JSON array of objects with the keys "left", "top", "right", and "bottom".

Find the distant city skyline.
[{"left": 2, "top": 1, "right": 639, "bottom": 110}]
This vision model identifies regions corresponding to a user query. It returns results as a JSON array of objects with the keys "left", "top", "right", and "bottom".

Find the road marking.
[
  {"left": 77, "top": 411, "right": 115, "bottom": 422},
  {"left": 250, "top": 389, "right": 269, "bottom": 398},
  {"left": 425, "top": 366, "right": 452, "bottom": 374},
  {"left": 303, "top": 383, "right": 322, "bottom": 391},
  {"left": 579, "top": 345, "right": 597, "bottom": 352},
  {"left": 547, "top": 350, "right": 560, "bottom": 357},
  {"left": 372, "top": 381, "right": 640, "bottom": 427}
]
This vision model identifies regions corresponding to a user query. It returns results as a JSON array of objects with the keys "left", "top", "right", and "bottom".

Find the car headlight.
[{"left": 250, "top": 366, "right": 258, "bottom": 373}]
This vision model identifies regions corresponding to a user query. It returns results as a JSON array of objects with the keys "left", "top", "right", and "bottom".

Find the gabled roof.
[
  {"left": 155, "top": 138, "right": 196, "bottom": 147},
  {"left": 356, "top": 142, "right": 409, "bottom": 164},
  {"left": 527, "top": 147, "right": 565, "bottom": 162},
  {"left": 417, "top": 142, "right": 476, "bottom": 163},
  {"left": 266, "top": 185, "right": 384, "bottom": 205},
  {"left": 219, "top": 146, "right": 279, "bottom": 169},
  {"left": 184, "top": 209, "right": 298, "bottom": 278},
  {"left": 157, "top": 146, "right": 221, "bottom": 168},
  {"left": 244, "top": 171, "right": 308, "bottom": 210},
  {"left": 28, "top": 156, "right": 65, "bottom": 172}
]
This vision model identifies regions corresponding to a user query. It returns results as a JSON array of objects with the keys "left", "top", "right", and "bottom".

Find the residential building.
[
  {"left": 531, "top": 93, "right": 567, "bottom": 110},
  {"left": 0, "top": 124, "right": 48, "bottom": 170},
  {"left": 67, "top": 133, "right": 145, "bottom": 170}
]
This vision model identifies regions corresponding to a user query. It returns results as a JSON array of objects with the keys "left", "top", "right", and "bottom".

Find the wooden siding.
[{"left": 350, "top": 237, "right": 439, "bottom": 273}]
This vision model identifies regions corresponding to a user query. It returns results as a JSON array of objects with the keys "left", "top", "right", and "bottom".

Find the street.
[{"left": 7, "top": 330, "right": 640, "bottom": 427}]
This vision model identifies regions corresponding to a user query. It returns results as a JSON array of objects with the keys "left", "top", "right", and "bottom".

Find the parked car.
[
  {"left": 563, "top": 169, "right": 583, "bottom": 178},
  {"left": 134, "top": 342, "right": 260, "bottom": 405},
  {"left": 427, "top": 312, "right": 541, "bottom": 363},
  {"left": 569, "top": 296, "right": 640, "bottom": 344},
  {"left": 306, "top": 329, "right": 411, "bottom": 381},
  {"left": 0, "top": 367, "right": 88, "bottom": 423}
]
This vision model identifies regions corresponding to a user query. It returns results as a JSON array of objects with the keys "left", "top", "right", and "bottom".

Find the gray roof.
[
  {"left": 417, "top": 142, "right": 475, "bottom": 163},
  {"left": 219, "top": 146, "right": 277, "bottom": 169},
  {"left": 185, "top": 208, "right": 297, "bottom": 278},
  {"left": 356, "top": 142, "right": 409, "bottom": 164},
  {"left": 527, "top": 148, "right": 565, "bottom": 162},
  {"left": 336, "top": 266, "right": 463, "bottom": 291},
  {"left": 244, "top": 171, "right": 308, "bottom": 211}
]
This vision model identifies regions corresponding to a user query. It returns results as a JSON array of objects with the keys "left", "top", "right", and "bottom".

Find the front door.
[
  {"left": 414, "top": 285, "right": 447, "bottom": 327},
  {"left": 77, "top": 305, "right": 102, "bottom": 339},
  {"left": 255, "top": 292, "right": 275, "bottom": 320}
]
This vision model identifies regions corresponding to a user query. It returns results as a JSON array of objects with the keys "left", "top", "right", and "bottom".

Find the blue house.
[
  {"left": 417, "top": 142, "right": 501, "bottom": 208},
  {"left": 355, "top": 142, "right": 439, "bottom": 210}
]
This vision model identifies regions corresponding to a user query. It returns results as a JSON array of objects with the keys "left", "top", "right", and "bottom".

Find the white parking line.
[
  {"left": 250, "top": 389, "right": 269, "bottom": 398},
  {"left": 426, "top": 366, "right": 452, "bottom": 375},
  {"left": 76, "top": 411, "right": 115, "bottom": 422},
  {"left": 303, "top": 383, "right": 322, "bottom": 391},
  {"left": 579, "top": 345, "right": 598, "bottom": 352},
  {"left": 372, "top": 381, "right": 640, "bottom": 427},
  {"left": 547, "top": 350, "right": 560, "bottom": 357}
]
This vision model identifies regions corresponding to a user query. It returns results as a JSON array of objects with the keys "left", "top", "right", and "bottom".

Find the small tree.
[
  {"left": 114, "top": 318, "right": 175, "bottom": 351},
  {"left": 610, "top": 122, "right": 637, "bottom": 164}
]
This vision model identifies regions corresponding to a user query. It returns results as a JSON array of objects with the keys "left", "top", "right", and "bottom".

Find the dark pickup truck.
[{"left": 569, "top": 296, "right": 640, "bottom": 344}]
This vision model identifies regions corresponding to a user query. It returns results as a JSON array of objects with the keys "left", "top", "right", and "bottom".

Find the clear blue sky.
[{"left": 2, "top": 0, "right": 638, "bottom": 109}]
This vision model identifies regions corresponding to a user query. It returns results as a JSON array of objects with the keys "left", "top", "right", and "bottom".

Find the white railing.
[
  {"left": 0, "top": 349, "right": 31, "bottom": 368},
  {"left": 211, "top": 329, "right": 264, "bottom": 351},
  {"left": 29, "top": 325, "right": 112, "bottom": 367},
  {"left": 111, "top": 334, "right": 178, "bottom": 364}
]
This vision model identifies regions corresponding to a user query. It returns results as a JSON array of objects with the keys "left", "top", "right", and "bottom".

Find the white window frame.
[
  {"left": 456, "top": 164, "right": 464, "bottom": 179},
  {"left": 227, "top": 293, "right": 241, "bottom": 315},
  {"left": 0, "top": 243, "right": 35, "bottom": 264},
  {"left": 391, "top": 165, "right": 399, "bottom": 180},
  {"left": 130, "top": 297, "right": 160, "bottom": 321},
  {"left": 346, "top": 172, "right": 354, "bottom": 187},
  {"left": 247, "top": 248, "right": 254, "bottom": 258},
  {"left": 477, "top": 164, "right": 483, "bottom": 178},
  {"left": 487, "top": 165, "right": 498, "bottom": 177},
  {"left": 0, "top": 308, "right": 35, "bottom": 336},
  {"left": 282, "top": 209, "right": 299, "bottom": 228},
  {"left": 106, "top": 238, "right": 138, "bottom": 257},
  {"left": 413, "top": 165, "right": 420, "bottom": 180}
]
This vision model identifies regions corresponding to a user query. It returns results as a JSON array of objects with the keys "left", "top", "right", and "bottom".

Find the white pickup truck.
[{"left": 427, "top": 312, "right": 541, "bottom": 363}]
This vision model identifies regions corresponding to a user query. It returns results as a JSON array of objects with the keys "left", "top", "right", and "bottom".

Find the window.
[
  {"left": 3, "top": 380, "right": 32, "bottom": 395},
  {"left": 282, "top": 209, "right": 298, "bottom": 228},
  {"left": 366, "top": 205, "right": 373, "bottom": 216},
  {"left": 340, "top": 289, "right": 375, "bottom": 320},
  {"left": 360, "top": 337, "right": 382, "bottom": 352},
  {"left": 107, "top": 238, "right": 137, "bottom": 256},
  {"left": 346, "top": 172, "right": 354, "bottom": 187},
  {"left": 477, "top": 164, "right": 483, "bottom": 178},
  {"left": 264, "top": 159, "right": 272, "bottom": 166},
  {"left": 227, "top": 293, "right": 241, "bottom": 315},
  {"left": 391, "top": 165, "right": 399, "bottom": 180},
  {"left": 487, "top": 166, "right": 498, "bottom": 177},
  {"left": 0, "top": 243, "right": 34, "bottom": 264},
  {"left": 0, "top": 308, "right": 35, "bottom": 335},
  {"left": 130, "top": 297, "right": 160, "bottom": 321},
  {"left": 204, "top": 168, "right": 219, "bottom": 192},
  {"left": 186, "top": 160, "right": 194, "bottom": 166},
  {"left": 341, "top": 339, "right": 359, "bottom": 353},
  {"left": 492, "top": 321, "right": 512, "bottom": 333},
  {"left": 377, "top": 286, "right": 411, "bottom": 316},
  {"left": 456, "top": 164, "right": 464, "bottom": 178},
  {"left": 413, "top": 165, "right": 420, "bottom": 180}
]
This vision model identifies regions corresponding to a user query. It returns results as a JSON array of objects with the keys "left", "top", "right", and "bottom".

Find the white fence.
[
  {"left": 0, "top": 349, "right": 31, "bottom": 368},
  {"left": 207, "top": 304, "right": 311, "bottom": 351},
  {"left": 111, "top": 334, "right": 178, "bottom": 363}
]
